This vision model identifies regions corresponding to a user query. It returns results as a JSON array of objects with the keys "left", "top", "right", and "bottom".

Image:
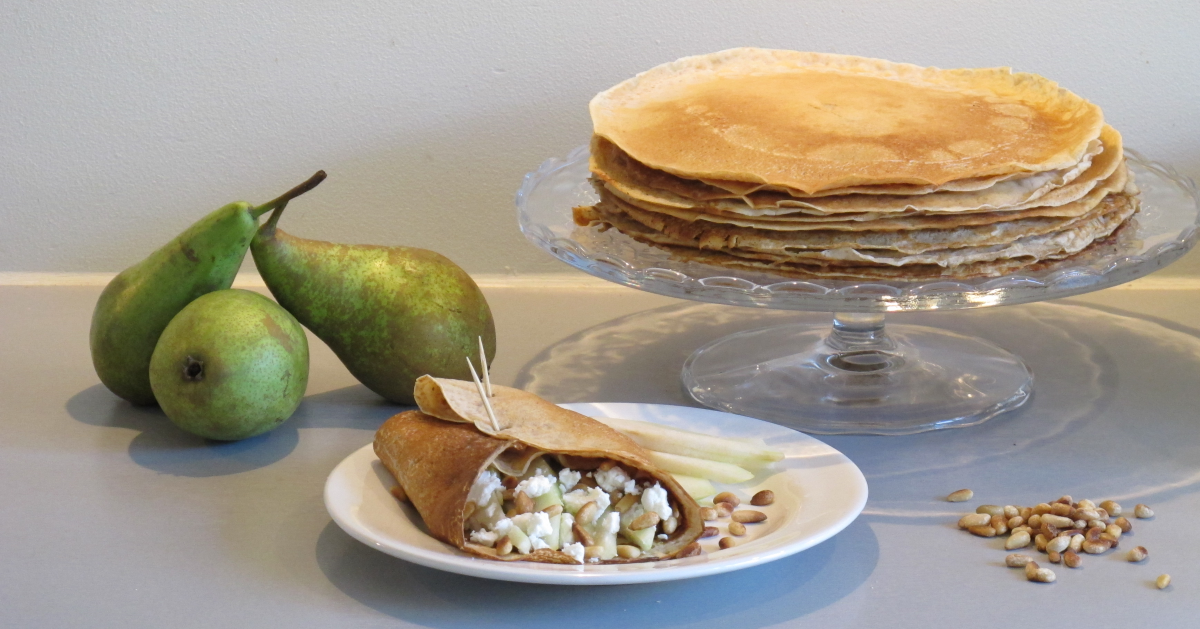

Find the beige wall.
[{"left": 3, "top": 0, "right": 1198, "bottom": 277}]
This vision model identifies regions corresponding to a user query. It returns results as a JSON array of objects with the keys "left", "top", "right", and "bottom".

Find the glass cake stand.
[{"left": 515, "top": 147, "right": 1200, "bottom": 435}]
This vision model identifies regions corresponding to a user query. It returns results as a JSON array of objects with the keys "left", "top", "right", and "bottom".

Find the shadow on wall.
[
  {"left": 314, "top": 517, "right": 880, "bottom": 629},
  {"left": 64, "top": 383, "right": 404, "bottom": 477}
]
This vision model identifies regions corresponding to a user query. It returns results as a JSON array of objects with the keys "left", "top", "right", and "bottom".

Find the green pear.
[
  {"left": 250, "top": 202, "right": 495, "bottom": 405},
  {"left": 90, "top": 172, "right": 326, "bottom": 404},
  {"left": 149, "top": 289, "right": 309, "bottom": 440}
]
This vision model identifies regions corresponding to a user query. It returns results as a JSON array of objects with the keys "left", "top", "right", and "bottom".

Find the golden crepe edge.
[{"left": 373, "top": 376, "right": 705, "bottom": 564}]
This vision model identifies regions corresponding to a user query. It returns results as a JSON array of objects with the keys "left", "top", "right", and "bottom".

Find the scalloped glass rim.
[{"left": 516, "top": 146, "right": 1200, "bottom": 312}]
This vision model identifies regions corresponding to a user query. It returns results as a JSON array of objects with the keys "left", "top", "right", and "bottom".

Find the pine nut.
[
  {"left": 1030, "top": 568, "right": 1057, "bottom": 583},
  {"left": 714, "top": 502, "right": 733, "bottom": 518},
  {"left": 1004, "top": 505, "right": 1019, "bottom": 519},
  {"left": 1048, "top": 550, "right": 1062, "bottom": 564},
  {"left": 1127, "top": 546, "right": 1148, "bottom": 562},
  {"left": 584, "top": 545, "right": 604, "bottom": 560},
  {"left": 576, "top": 500, "right": 598, "bottom": 524},
  {"left": 1011, "top": 525, "right": 1032, "bottom": 535},
  {"left": 1115, "top": 516, "right": 1133, "bottom": 533},
  {"left": 1020, "top": 507, "right": 1034, "bottom": 520},
  {"left": 1035, "top": 533, "right": 1048, "bottom": 552},
  {"left": 1055, "top": 495, "right": 1073, "bottom": 505},
  {"left": 1082, "top": 539, "right": 1111, "bottom": 554},
  {"left": 1100, "top": 532, "right": 1120, "bottom": 548},
  {"left": 1100, "top": 500, "right": 1122, "bottom": 517},
  {"left": 515, "top": 491, "right": 534, "bottom": 515},
  {"left": 1007, "top": 516, "right": 1024, "bottom": 528},
  {"left": 990, "top": 514, "right": 1008, "bottom": 535},
  {"left": 1006, "top": 530, "right": 1032, "bottom": 550},
  {"left": 1157, "top": 574, "right": 1171, "bottom": 589},
  {"left": 540, "top": 504, "right": 563, "bottom": 517},
  {"left": 701, "top": 526, "right": 719, "bottom": 538},
  {"left": 677, "top": 542, "right": 702, "bottom": 558},
  {"left": 1095, "top": 508, "right": 1109, "bottom": 520},
  {"left": 1064, "top": 550, "right": 1082, "bottom": 568},
  {"left": 977, "top": 505, "right": 1005, "bottom": 517},
  {"left": 1069, "top": 534, "right": 1084, "bottom": 553},
  {"left": 1085, "top": 526, "right": 1104, "bottom": 541},
  {"left": 713, "top": 492, "right": 740, "bottom": 508},
  {"left": 572, "top": 522, "right": 594, "bottom": 547},
  {"left": 1135, "top": 504, "right": 1154, "bottom": 519},
  {"left": 1073, "top": 519, "right": 1088, "bottom": 529},
  {"left": 1027, "top": 514, "right": 1043, "bottom": 529},
  {"left": 1105, "top": 523, "right": 1122, "bottom": 539},
  {"left": 1075, "top": 508, "right": 1101, "bottom": 521},
  {"left": 1050, "top": 503, "right": 1073, "bottom": 517},
  {"left": 750, "top": 490, "right": 775, "bottom": 506},
  {"left": 1041, "top": 514, "right": 1073, "bottom": 528},
  {"left": 497, "top": 538, "right": 514, "bottom": 556},
  {"left": 616, "top": 544, "right": 641, "bottom": 559},
  {"left": 1006, "top": 553, "right": 1033, "bottom": 567},
  {"left": 947, "top": 489, "right": 974, "bottom": 502},
  {"left": 718, "top": 536, "right": 737, "bottom": 549},
  {"left": 699, "top": 507, "right": 717, "bottom": 521},
  {"left": 1076, "top": 499, "right": 1096, "bottom": 510},
  {"left": 1024, "top": 560, "right": 1041, "bottom": 580},
  {"left": 662, "top": 516, "right": 678, "bottom": 535},
  {"left": 630, "top": 512, "right": 660, "bottom": 531},
  {"left": 969, "top": 525, "right": 997, "bottom": 538},
  {"left": 1046, "top": 536, "right": 1070, "bottom": 554},
  {"left": 728, "top": 521, "right": 746, "bottom": 536},
  {"left": 958, "top": 513, "right": 991, "bottom": 529},
  {"left": 1032, "top": 503, "right": 1052, "bottom": 516},
  {"left": 732, "top": 510, "right": 767, "bottom": 524},
  {"left": 597, "top": 460, "right": 617, "bottom": 472}
]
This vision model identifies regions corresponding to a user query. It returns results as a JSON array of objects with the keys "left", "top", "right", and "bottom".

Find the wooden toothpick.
[
  {"left": 467, "top": 356, "right": 500, "bottom": 431},
  {"left": 478, "top": 336, "right": 493, "bottom": 397}
]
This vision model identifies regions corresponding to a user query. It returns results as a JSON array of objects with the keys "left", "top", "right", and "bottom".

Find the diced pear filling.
[{"left": 464, "top": 458, "right": 677, "bottom": 564}]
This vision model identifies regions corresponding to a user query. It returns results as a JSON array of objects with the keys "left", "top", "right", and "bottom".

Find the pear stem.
[{"left": 251, "top": 170, "right": 327, "bottom": 219}]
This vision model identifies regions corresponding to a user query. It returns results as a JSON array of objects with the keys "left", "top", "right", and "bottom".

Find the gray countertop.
[{"left": 3, "top": 282, "right": 1198, "bottom": 627}]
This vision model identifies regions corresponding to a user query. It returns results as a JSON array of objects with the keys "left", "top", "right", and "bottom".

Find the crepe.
[
  {"left": 575, "top": 192, "right": 1138, "bottom": 273},
  {"left": 592, "top": 126, "right": 1122, "bottom": 216},
  {"left": 374, "top": 376, "right": 704, "bottom": 564},
  {"left": 591, "top": 48, "right": 1105, "bottom": 193},
  {"left": 596, "top": 162, "right": 1129, "bottom": 233}
]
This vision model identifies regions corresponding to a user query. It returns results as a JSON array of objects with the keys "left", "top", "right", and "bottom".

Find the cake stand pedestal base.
[{"left": 682, "top": 313, "right": 1033, "bottom": 435}]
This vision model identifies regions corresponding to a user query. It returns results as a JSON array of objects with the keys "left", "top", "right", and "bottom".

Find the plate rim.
[{"left": 324, "top": 402, "right": 868, "bottom": 585}]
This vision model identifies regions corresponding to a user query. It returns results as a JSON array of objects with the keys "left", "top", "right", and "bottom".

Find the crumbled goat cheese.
[
  {"left": 563, "top": 487, "right": 611, "bottom": 520},
  {"left": 641, "top": 483, "right": 672, "bottom": 521},
  {"left": 594, "top": 466, "right": 630, "bottom": 493},
  {"left": 467, "top": 470, "right": 503, "bottom": 508},
  {"left": 512, "top": 512, "right": 554, "bottom": 543},
  {"left": 515, "top": 473, "right": 555, "bottom": 498},
  {"left": 562, "top": 542, "right": 586, "bottom": 564},
  {"left": 469, "top": 530, "right": 499, "bottom": 546},
  {"left": 492, "top": 518, "right": 513, "bottom": 537},
  {"left": 623, "top": 479, "right": 642, "bottom": 496},
  {"left": 558, "top": 468, "right": 582, "bottom": 493}
]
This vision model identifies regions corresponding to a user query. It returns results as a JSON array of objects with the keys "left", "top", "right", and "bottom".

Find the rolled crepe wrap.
[{"left": 372, "top": 377, "right": 705, "bottom": 563}]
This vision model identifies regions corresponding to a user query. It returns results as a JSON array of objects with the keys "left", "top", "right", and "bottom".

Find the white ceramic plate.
[{"left": 324, "top": 403, "right": 868, "bottom": 585}]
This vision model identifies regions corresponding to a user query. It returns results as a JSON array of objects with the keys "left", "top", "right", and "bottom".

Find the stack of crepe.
[{"left": 574, "top": 49, "right": 1140, "bottom": 280}]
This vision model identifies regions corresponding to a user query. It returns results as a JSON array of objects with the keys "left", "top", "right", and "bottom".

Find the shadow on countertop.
[
  {"left": 65, "top": 383, "right": 403, "bottom": 477},
  {"left": 315, "top": 517, "right": 879, "bottom": 628}
]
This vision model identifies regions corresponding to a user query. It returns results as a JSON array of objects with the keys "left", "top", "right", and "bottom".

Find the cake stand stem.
[{"left": 682, "top": 312, "right": 1033, "bottom": 435}]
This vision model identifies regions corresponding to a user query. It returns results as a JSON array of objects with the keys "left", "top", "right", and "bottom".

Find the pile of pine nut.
[{"left": 949, "top": 489, "right": 1167, "bottom": 588}]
